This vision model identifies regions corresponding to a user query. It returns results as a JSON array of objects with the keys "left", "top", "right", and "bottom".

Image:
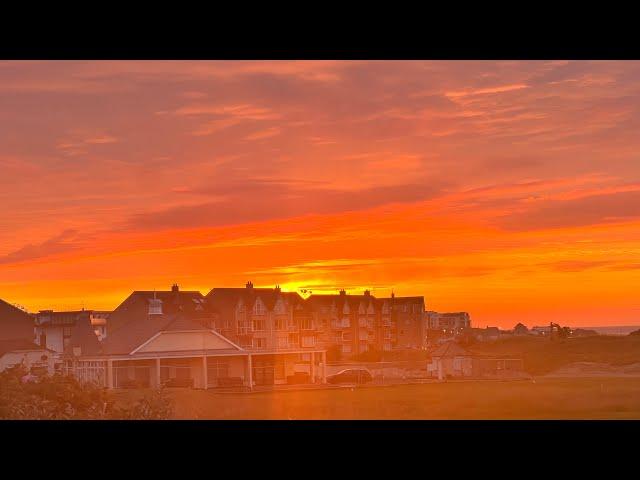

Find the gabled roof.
[
  {"left": 90, "top": 312, "right": 224, "bottom": 356},
  {"left": 205, "top": 287, "right": 304, "bottom": 314},
  {"left": 306, "top": 293, "right": 377, "bottom": 311},
  {"left": 0, "top": 298, "right": 34, "bottom": 342},
  {"left": 0, "top": 339, "right": 44, "bottom": 357},
  {"left": 429, "top": 342, "right": 472, "bottom": 358}
]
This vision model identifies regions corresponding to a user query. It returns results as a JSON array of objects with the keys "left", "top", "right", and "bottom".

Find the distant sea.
[{"left": 574, "top": 325, "right": 640, "bottom": 336}]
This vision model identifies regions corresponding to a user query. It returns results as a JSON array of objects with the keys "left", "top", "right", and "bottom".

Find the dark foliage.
[{"left": 0, "top": 365, "right": 173, "bottom": 419}]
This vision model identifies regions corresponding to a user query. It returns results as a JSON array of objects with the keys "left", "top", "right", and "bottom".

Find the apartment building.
[{"left": 205, "top": 282, "right": 318, "bottom": 351}]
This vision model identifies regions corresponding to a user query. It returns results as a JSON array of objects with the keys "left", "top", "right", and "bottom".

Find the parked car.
[{"left": 327, "top": 368, "right": 373, "bottom": 385}]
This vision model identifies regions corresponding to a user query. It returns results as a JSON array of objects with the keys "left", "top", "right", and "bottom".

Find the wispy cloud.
[{"left": 0, "top": 229, "right": 79, "bottom": 265}]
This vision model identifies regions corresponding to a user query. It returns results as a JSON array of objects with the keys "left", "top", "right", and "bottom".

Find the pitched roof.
[
  {"left": 206, "top": 287, "right": 304, "bottom": 314},
  {"left": 0, "top": 298, "right": 34, "bottom": 342},
  {"left": 306, "top": 293, "right": 377, "bottom": 309},
  {"left": 106, "top": 290, "right": 205, "bottom": 334},
  {"left": 429, "top": 342, "right": 472, "bottom": 358},
  {"left": 0, "top": 339, "right": 44, "bottom": 357},
  {"left": 75, "top": 289, "right": 209, "bottom": 356},
  {"left": 66, "top": 317, "right": 102, "bottom": 356}
]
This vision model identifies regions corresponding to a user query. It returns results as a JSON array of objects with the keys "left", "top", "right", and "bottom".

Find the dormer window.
[
  {"left": 274, "top": 298, "right": 286, "bottom": 315},
  {"left": 253, "top": 298, "right": 266, "bottom": 315},
  {"left": 149, "top": 298, "right": 163, "bottom": 315}
]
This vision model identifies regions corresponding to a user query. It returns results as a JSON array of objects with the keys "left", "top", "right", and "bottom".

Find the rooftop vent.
[
  {"left": 339, "top": 289, "right": 346, "bottom": 296},
  {"left": 246, "top": 281, "right": 254, "bottom": 290},
  {"left": 171, "top": 284, "right": 179, "bottom": 293}
]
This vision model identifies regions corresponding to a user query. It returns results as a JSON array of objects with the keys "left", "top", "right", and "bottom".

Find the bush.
[{"left": 0, "top": 365, "right": 173, "bottom": 420}]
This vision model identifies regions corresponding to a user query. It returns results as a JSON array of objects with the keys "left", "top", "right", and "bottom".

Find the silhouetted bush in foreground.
[{"left": 0, "top": 365, "right": 173, "bottom": 419}]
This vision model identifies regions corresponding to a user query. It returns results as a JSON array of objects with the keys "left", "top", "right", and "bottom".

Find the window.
[
  {"left": 253, "top": 299, "right": 266, "bottom": 315},
  {"left": 275, "top": 317, "right": 285, "bottom": 330},
  {"left": 208, "top": 360, "right": 229, "bottom": 379},
  {"left": 288, "top": 333, "right": 299, "bottom": 347},
  {"left": 302, "top": 336, "right": 315, "bottom": 347},
  {"left": 252, "top": 319, "right": 266, "bottom": 331},
  {"left": 253, "top": 338, "right": 266, "bottom": 349},
  {"left": 274, "top": 299, "right": 286, "bottom": 315},
  {"left": 148, "top": 299, "right": 163, "bottom": 315},
  {"left": 301, "top": 317, "right": 313, "bottom": 330}
]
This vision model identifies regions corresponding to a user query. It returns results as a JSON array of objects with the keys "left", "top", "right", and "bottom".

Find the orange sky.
[{"left": 1, "top": 60, "right": 639, "bottom": 327}]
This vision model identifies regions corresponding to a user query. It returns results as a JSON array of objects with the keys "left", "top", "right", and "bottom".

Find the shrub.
[{"left": 0, "top": 365, "right": 173, "bottom": 420}]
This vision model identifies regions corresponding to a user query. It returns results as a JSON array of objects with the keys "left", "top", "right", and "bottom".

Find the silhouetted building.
[
  {"left": 513, "top": 322, "right": 529, "bottom": 336},
  {"left": 0, "top": 298, "right": 34, "bottom": 342}
]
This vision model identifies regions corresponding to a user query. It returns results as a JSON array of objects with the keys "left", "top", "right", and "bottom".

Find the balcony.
[{"left": 237, "top": 324, "right": 252, "bottom": 335}]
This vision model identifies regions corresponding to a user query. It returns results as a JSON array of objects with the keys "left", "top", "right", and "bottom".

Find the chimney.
[
  {"left": 339, "top": 289, "right": 346, "bottom": 296},
  {"left": 246, "top": 281, "right": 254, "bottom": 290},
  {"left": 171, "top": 283, "right": 179, "bottom": 293},
  {"left": 391, "top": 292, "right": 395, "bottom": 299},
  {"left": 364, "top": 290, "right": 370, "bottom": 297},
  {"left": 275, "top": 285, "right": 281, "bottom": 293}
]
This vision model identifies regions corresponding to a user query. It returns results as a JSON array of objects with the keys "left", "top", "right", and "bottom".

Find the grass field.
[
  {"left": 469, "top": 335, "right": 640, "bottom": 375},
  {"left": 113, "top": 377, "right": 640, "bottom": 419}
]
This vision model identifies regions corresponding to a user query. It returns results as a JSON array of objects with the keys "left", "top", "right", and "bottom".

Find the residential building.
[
  {"left": 427, "top": 342, "right": 526, "bottom": 380},
  {"left": 389, "top": 294, "right": 426, "bottom": 349},
  {"left": 0, "top": 298, "right": 35, "bottom": 342},
  {"left": 0, "top": 339, "right": 57, "bottom": 375},
  {"left": 0, "top": 298, "right": 55, "bottom": 374},
  {"left": 307, "top": 289, "right": 379, "bottom": 356},
  {"left": 426, "top": 311, "right": 471, "bottom": 333},
  {"left": 531, "top": 325, "right": 552, "bottom": 336},
  {"left": 66, "top": 285, "right": 327, "bottom": 389},
  {"left": 34, "top": 309, "right": 111, "bottom": 354},
  {"left": 205, "top": 282, "right": 318, "bottom": 351},
  {"left": 513, "top": 323, "right": 529, "bottom": 336}
]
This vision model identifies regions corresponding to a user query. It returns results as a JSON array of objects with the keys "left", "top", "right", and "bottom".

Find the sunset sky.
[{"left": 1, "top": 60, "right": 639, "bottom": 327}]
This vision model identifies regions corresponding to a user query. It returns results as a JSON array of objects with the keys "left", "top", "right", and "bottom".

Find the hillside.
[{"left": 469, "top": 335, "right": 640, "bottom": 375}]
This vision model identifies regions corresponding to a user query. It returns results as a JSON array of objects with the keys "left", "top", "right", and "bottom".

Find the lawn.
[
  {"left": 469, "top": 335, "right": 640, "bottom": 375},
  {"left": 113, "top": 377, "right": 640, "bottom": 419}
]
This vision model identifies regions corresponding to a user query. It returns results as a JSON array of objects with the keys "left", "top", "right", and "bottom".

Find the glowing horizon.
[{"left": 1, "top": 60, "right": 640, "bottom": 327}]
